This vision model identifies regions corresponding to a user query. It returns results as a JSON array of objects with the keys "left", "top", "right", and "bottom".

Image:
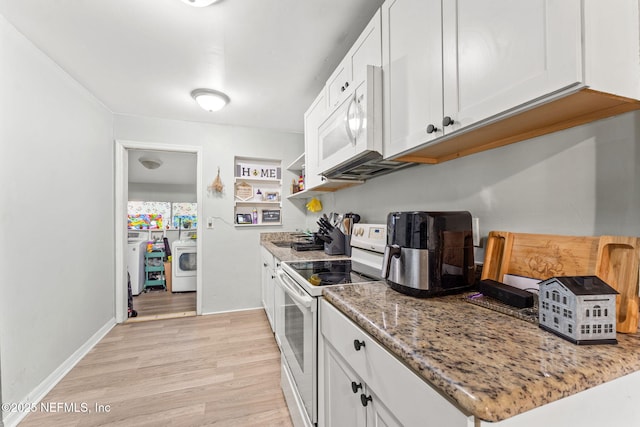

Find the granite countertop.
[
  {"left": 260, "top": 232, "right": 348, "bottom": 262},
  {"left": 323, "top": 282, "right": 640, "bottom": 422}
]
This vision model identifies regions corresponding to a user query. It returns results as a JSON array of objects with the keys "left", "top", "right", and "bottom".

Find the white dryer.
[
  {"left": 172, "top": 239, "right": 196, "bottom": 292},
  {"left": 127, "top": 231, "right": 148, "bottom": 296}
]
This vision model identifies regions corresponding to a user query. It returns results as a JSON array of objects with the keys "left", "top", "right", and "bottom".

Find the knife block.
[{"left": 324, "top": 228, "right": 345, "bottom": 255}]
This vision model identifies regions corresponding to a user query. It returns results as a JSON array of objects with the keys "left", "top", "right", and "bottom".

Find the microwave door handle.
[
  {"left": 355, "top": 95, "right": 364, "bottom": 139},
  {"left": 276, "top": 270, "right": 313, "bottom": 309},
  {"left": 344, "top": 94, "right": 357, "bottom": 145}
]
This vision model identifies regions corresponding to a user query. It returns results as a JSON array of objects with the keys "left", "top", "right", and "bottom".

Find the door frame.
[{"left": 114, "top": 139, "right": 203, "bottom": 323}]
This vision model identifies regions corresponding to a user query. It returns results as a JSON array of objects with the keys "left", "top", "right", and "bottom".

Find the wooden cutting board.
[{"left": 481, "top": 231, "right": 640, "bottom": 333}]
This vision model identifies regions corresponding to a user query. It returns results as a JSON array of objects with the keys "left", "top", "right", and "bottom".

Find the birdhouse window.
[
  {"left": 594, "top": 324, "right": 602, "bottom": 334},
  {"left": 586, "top": 309, "right": 590, "bottom": 317},
  {"left": 605, "top": 324, "right": 614, "bottom": 333},
  {"left": 552, "top": 290, "right": 560, "bottom": 302},
  {"left": 593, "top": 305, "right": 602, "bottom": 317},
  {"left": 581, "top": 324, "right": 590, "bottom": 334},
  {"left": 562, "top": 296, "right": 567, "bottom": 304},
  {"left": 567, "top": 324, "right": 573, "bottom": 334},
  {"left": 604, "top": 308, "right": 608, "bottom": 317},
  {"left": 554, "top": 317, "right": 559, "bottom": 325}
]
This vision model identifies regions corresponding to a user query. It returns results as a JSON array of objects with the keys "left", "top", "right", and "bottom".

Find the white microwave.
[
  {"left": 318, "top": 66, "right": 382, "bottom": 176},
  {"left": 317, "top": 66, "right": 411, "bottom": 180}
]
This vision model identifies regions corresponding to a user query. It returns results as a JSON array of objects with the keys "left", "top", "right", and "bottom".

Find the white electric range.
[{"left": 275, "top": 223, "right": 386, "bottom": 427}]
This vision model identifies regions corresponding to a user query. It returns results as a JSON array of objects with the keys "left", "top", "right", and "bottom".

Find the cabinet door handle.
[
  {"left": 426, "top": 124, "right": 438, "bottom": 134},
  {"left": 263, "top": 263, "right": 268, "bottom": 267},
  {"left": 341, "top": 86, "right": 345, "bottom": 92},
  {"left": 351, "top": 381, "right": 363, "bottom": 393},
  {"left": 442, "top": 116, "right": 454, "bottom": 127},
  {"left": 344, "top": 81, "right": 349, "bottom": 88},
  {"left": 353, "top": 339, "right": 366, "bottom": 351},
  {"left": 271, "top": 275, "right": 275, "bottom": 279},
  {"left": 360, "top": 394, "right": 372, "bottom": 407}
]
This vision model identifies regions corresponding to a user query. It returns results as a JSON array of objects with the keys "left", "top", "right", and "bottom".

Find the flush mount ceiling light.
[
  {"left": 180, "top": 0, "right": 219, "bottom": 7},
  {"left": 191, "top": 88, "right": 230, "bottom": 112},
  {"left": 138, "top": 156, "right": 163, "bottom": 170}
]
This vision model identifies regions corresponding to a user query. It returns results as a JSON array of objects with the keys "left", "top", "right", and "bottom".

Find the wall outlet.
[
  {"left": 207, "top": 217, "right": 214, "bottom": 229},
  {"left": 472, "top": 217, "right": 480, "bottom": 247}
]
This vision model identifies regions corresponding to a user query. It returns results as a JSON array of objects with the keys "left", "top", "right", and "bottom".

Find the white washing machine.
[
  {"left": 127, "top": 231, "right": 148, "bottom": 296},
  {"left": 172, "top": 239, "right": 197, "bottom": 292}
]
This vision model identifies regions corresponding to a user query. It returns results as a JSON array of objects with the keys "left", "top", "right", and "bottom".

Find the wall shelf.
[{"left": 234, "top": 156, "right": 282, "bottom": 226}]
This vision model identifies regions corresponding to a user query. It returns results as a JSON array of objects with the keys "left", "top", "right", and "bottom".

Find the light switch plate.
[{"left": 472, "top": 217, "right": 480, "bottom": 247}]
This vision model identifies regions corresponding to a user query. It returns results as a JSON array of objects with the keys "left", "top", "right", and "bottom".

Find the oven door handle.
[{"left": 276, "top": 269, "right": 314, "bottom": 309}]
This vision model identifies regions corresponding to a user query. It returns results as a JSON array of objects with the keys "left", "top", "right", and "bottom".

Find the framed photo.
[
  {"left": 264, "top": 191, "right": 280, "bottom": 201},
  {"left": 262, "top": 209, "right": 281, "bottom": 223},
  {"left": 236, "top": 213, "right": 253, "bottom": 224}
]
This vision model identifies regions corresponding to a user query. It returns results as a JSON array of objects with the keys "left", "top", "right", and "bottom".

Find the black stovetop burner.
[{"left": 286, "top": 259, "right": 378, "bottom": 286}]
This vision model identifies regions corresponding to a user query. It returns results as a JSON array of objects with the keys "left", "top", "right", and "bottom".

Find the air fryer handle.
[{"left": 381, "top": 244, "right": 401, "bottom": 279}]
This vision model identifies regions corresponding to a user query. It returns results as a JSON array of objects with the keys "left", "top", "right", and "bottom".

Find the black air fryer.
[{"left": 381, "top": 211, "right": 475, "bottom": 297}]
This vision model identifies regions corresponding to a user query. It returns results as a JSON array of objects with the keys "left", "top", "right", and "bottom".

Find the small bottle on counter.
[{"left": 252, "top": 208, "right": 258, "bottom": 224}]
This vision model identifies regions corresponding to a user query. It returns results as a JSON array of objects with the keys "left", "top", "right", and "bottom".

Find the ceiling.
[
  {"left": 129, "top": 150, "right": 196, "bottom": 186},
  {"left": 0, "top": 0, "right": 384, "bottom": 133}
]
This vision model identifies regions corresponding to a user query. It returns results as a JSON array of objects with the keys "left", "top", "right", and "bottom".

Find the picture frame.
[
  {"left": 262, "top": 209, "right": 281, "bottom": 223},
  {"left": 264, "top": 191, "right": 280, "bottom": 201},
  {"left": 236, "top": 213, "right": 253, "bottom": 224}
]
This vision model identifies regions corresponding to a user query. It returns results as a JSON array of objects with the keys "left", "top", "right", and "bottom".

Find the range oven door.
[{"left": 275, "top": 269, "right": 317, "bottom": 425}]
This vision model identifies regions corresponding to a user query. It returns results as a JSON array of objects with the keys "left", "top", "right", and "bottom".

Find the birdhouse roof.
[{"left": 540, "top": 275, "right": 619, "bottom": 296}]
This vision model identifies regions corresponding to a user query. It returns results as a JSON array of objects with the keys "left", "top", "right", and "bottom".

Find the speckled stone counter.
[
  {"left": 323, "top": 282, "right": 640, "bottom": 422},
  {"left": 260, "top": 232, "right": 348, "bottom": 262}
]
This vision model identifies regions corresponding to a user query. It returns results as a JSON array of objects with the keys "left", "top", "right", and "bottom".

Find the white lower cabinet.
[
  {"left": 260, "top": 247, "right": 279, "bottom": 332},
  {"left": 319, "top": 300, "right": 468, "bottom": 427},
  {"left": 319, "top": 299, "right": 640, "bottom": 427}
]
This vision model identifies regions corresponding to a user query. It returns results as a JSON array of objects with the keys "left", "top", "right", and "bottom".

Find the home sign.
[{"left": 235, "top": 162, "right": 281, "bottom": 180}]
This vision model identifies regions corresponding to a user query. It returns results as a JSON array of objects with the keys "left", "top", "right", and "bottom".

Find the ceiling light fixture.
[
  {"left": 180, "top": 0, "right": 219, "bottom": 8},
  {"left": 138, "top": 156, "right": 163, "bottom": 170},
  {"left": 191, "top": 88, "right": 230, "bottom": 112}
]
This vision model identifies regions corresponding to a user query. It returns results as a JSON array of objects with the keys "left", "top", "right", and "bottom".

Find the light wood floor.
[
  {"left": 129, "top": 290, "right": 197, "bottom": 321},
  {"left": 21, "top": 309, "right": 293, "bottom": 427}
]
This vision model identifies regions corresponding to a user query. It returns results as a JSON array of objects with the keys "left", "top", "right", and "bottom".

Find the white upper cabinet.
[
  {"left": 383, "top": 0, "right": 584, "bottom": 159},
  {"left": 303, "top": 90, "right": 326, "bottom": 190},
  {"left": 382, "top": 0, "right": 444, "bottom": 158},
  {"left": 442, "top": 0, "right": 582, "bottom": 133},
  {"left": 327, "top": 9, "right": 382, "bottom": 111},
  {"left": 383, "top": 0, "right": 640, "bottom": 164}
]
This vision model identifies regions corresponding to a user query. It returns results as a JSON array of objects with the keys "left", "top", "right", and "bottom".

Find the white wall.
[
  {"left": 129, "top": 182, "right": 196, "bottom": 203},
  {"left": 316, "top": 111, "right": 640, "bottom": 260},
  {"left": 0, "top": 14, "right": 115, "bottom": 420},
  {"left": 113, "top": 114, "right": 306, "bottom": 313}
]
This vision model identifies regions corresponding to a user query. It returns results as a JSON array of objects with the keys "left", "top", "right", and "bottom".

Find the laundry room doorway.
[{"left": 115, "top": 140, "right": 203, "bottom": 323}]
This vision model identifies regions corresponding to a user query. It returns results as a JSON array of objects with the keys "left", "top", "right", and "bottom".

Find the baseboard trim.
[
  {"left": 2, "top": 318, "right": 116, "bottom": 427},
  {"left": 201, "top": 306, "right": 263, "bottom": 316}
]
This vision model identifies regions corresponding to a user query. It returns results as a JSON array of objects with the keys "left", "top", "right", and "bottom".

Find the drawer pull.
[
  {"left": 353, "top": 339, "right": 366, "bottom": 351},
  {"left": 360, "top": 394, "right": 372, "bottom": 407},
  {"left": 426, "top": 124, "right": 438, "bottom": 134},
  {"left": 351, "top": 381, "right": 363, "bottom": 393}
]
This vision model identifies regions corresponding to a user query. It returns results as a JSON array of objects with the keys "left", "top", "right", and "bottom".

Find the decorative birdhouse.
[{"left": 538, "top": 276, "right": 618, "bottom": 345}]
